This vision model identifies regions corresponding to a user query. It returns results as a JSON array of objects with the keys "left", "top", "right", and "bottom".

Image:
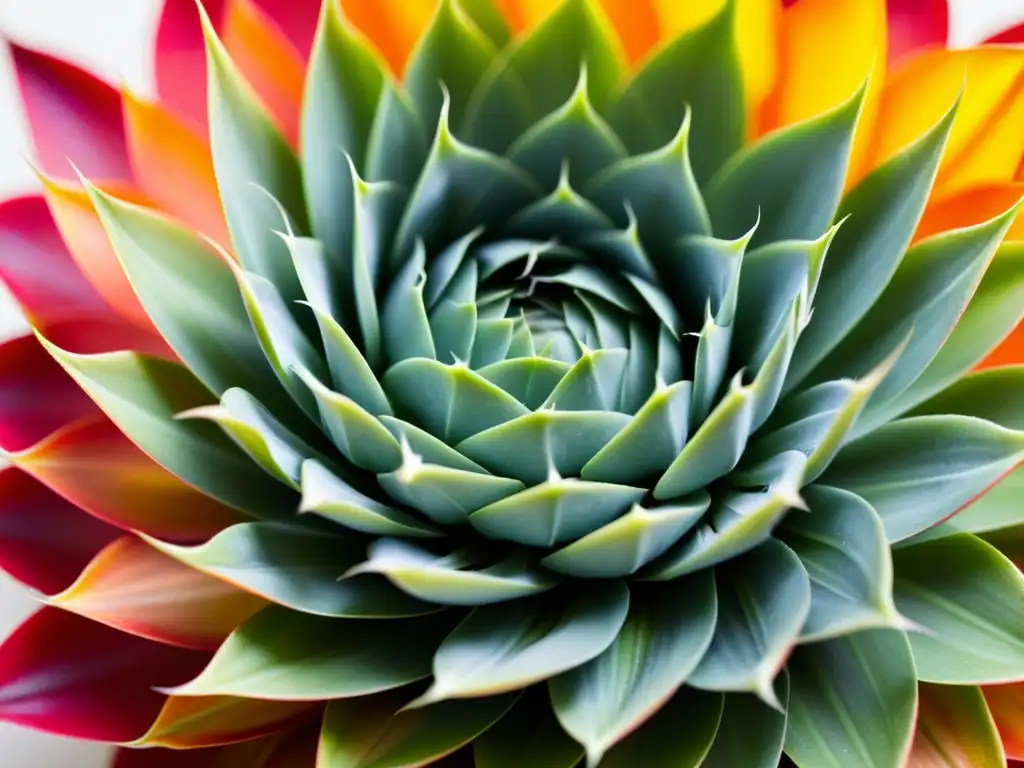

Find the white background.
[{"left": 0, "top": 1, "right": 1022, "bottom": 766}]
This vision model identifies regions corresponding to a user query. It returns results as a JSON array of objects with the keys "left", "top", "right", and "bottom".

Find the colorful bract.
[{"left": 1, "top": 1, "right": 1023, "bottom": 766}]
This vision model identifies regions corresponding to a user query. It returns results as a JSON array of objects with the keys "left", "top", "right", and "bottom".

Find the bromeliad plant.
[{"left": 1, "top": 0, "right": 1023, "bottom": 766}]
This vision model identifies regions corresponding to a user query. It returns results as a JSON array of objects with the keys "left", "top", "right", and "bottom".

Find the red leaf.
[
  {"left": 0, "top": 607, "right": 207, "bottom": 742},
  {"left": 986, "top": 22, "right": 1024, "bottom": 45},
  {"left": 984, "top": 683, "right": 1024, "bottom": 760},
  {"left": 42, "top": 318, "right": 176, "bottom": 360},
  {"left": 251, "top": 0, "right": 320, "bottom": 60},
  {"left": 0, "top": 467, "right": 119, "bottom": 595},
  {"left": 0, "top": 332, "right": 99, "bottom": 453},
  {"left": 0, "top": 195, "right": 115, "bottom": 326},
  {"left": 50, "top": 535, "right": 266, "bottom": 650},
  {"left": 13, "top": 416, "right": 246, "bottom": 543},
  {"left": 886, "top": 0, "right": 948, "bottom": 67},
  {"left": 154, "top": 0, "right": 228, "bottom": 129},
  {"left": 8, "top": 43, "right": 132, "bottom": 182}
]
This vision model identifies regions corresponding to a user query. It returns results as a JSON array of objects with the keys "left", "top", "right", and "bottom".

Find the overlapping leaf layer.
[{"left": 2, "top": 1, "right": 1024, "bottom": 767}]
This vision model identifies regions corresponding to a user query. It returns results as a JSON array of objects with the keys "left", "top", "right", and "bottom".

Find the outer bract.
[{"left": 1, "top": 1, "right": 1023, "bottom": 767}]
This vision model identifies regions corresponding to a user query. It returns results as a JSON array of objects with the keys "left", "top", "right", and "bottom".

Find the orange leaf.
[
  {"left": 122, "top": 90, "right": 231, "bottom": 247},
  {"left": 38, "top": 173, "right": 158, "bottom": 333},
  {"left": 50, "top": 535, "right": 266, "bottom": 650},
  {"left": 130, "top": 695, "right": 312, "bottom": 749},
  {"left": 914, "top": 183, "right": 1024, "bottom": 243},
  {"left": 910, "top": 682, "right": 1006, "bottom": 767},
  {"left": 760, "top": 0, "right": 885, "bottom": 183},
  {"left": 935, "top": 71, "right": 1024, "bottom": 198},
  {"left": 13, "top": 416, "right": 245, "bottom": 542},
  {"left": 222, "top": 0, "right": 306, "bottom": 147},
  {"left": 868, "top": 48, "right": 1024, "bottom": 179},
  {"left": 341, "top": 0, "right": 434, "bottom": 75},
  {"left": 983, "top": 683, "right": 1024, "bottom": 760},
  {"left": 599, "top": 0, "right": 659, "bottom": 64},
  {"left": 977, "top": 321, "right": 1024, "bottom": 370}
]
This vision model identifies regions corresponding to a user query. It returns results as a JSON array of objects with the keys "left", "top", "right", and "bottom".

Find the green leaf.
[
  {"left": 705, "top": 85, "right": 864, "bottom": 248},
  {"left": 779, "top": 486, "right": 905, "bottom": 642},
  {"left": 169, "top": 605, "right": 456, "bottom": 700},
  {"left": 786, "top": 100, "right": 957, "bottom": 387},
  {"left": 702, "top": 686, "right": 789, "bottom": 768},
  {"left": 336, "top": 160, "right": 405, "bottom": 369},
  {"left": 598, "top": 687, "right": 723, "bottom": 768},
  {"left": 469, "top": 476, "right": 645, "bottom": 547},
  {"left": 909, "top": 365, "right": 1024, "bottom": 431},
  {"left": 473, "top": 688, "right": 584, "bottom": 768},
  {"left": 378, "top": 416, "right": 489, "bottom": 473},
  {"left": 410, "top": 583, "right": 630, "bottom": 705},
  {"left": 305, "top": 304, "right": 391, "bottom": 417},
  {"left": 470, "top": 319, "right": 515, "bottom": 368},
  {"left": 348, "top": 538, "right": 559, "bottom": 606},
  {"left": 383, "top": 359, "right": 529, "bottom": 444},
  {"left": 37, "top": 340, "right": 295, "bottom": 519},
  {"left": 644, "top": 452, "right": 807, "bottom": 580},
  {"left": 233, "top": 268, "right": 328, "bottom": 422},
  {"left": 294, "top": 367, "right": 401, "bottom": 473},
  {"left": 300, "top": 459, "right": 441, "bottom": 539},
  {"left": 83, "top": 183, "right": 282, "bottom": 406},
  {"left": 911, "top": 683, "right": 1006, "bottom": 768},
  {"left": 586, "top": 112, "right": 711, "bottom": 254},
  {"left": 457, "top": 0, "right": 511, "bottom": 48},
  {"left": 743, "top": 342, "right": 903, "bottom": 484},
  {"left": 179, "top": 387, "right": 326, "bottom": 488},
  {"left": 731, "top": 235, "right": 826, "bottom": 372},
  {"left": 457, "top": 410, "right": 631, "bottom": 485},
  {"left": 540, "top": 349, "right": 627, "bottom": 412},
  {"left": 654, "top": 373, "right": 754, "bottom": 500},
  {"left": 541, "top": 494, "right": 710, "bottom": 579},
  {"left": 810, "top": 204, "right": 1021, "bottom": 434},
  {"left": 608, "top": 0, "right": 743, "bottom": 186},
  {"left": 821, "top": 415, "right": 1024, "bottom": 542},
  {"left": 379, "top": 451, "right": 524, "bottom": 526},
  {"left": 882, "top": 243, "right": 1024, "bottom": 419},
  {"left": 689, "top": 540, "right": 810, "bottom": 706},
  {"left": 784, "top": 629, "right": 917, "bottom": 768},
  {"left": 404, "top": 0, "right": 497, "bottom": 130},
  {"left": 146, "top": 522, "right": 435, "bottom": 618},
  {"left": 302, "top": 0, "right": 385, "bottom": 266},
  {"left": 381, "top": 241, "right": 436, "bottom": 364},
  {"left": 319, "top": 689, "right": 517, "bottom": 768},
  {"left": 507, "top": 67, "right": 626, "bottom": 190},
  {"left": 365, "top": 82, "right": 430, "bottom": 188},
  {"left": 463, "top": 0, "right": 626, "bottom": 153},
  {"left": 549, "top": 575, "right": 717, "bottom": 765},
  {"left": 477, "top": 357, "right": 571, "bottom": 409},
  {"left": 665, "top": 227, "right": 750, "bottom": 332},
  {"left": 394, "top": 99, "right": 539, "bottom": 259},
  {"left": 580, "top": 381, "right": 691, "bottom": 485},
  {"left": 199, "top": 6, "right": 306, "bottom": 307},
  {"left": 907, "top": 463, "right": 1024, "bottom": 545},
  {"left": 505, "top": 179, "right": 615, "bottom": 243},
  {"left": 893, "top": 533, "right": 1024, "bottom": 684}
]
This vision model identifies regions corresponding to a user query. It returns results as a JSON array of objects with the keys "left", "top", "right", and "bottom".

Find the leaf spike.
[
  {"left": 395, "top": 433, "right": 425, "bottom": 484},
  {"left": 752, "top": 667, "right": 784, "bottom": 712}
]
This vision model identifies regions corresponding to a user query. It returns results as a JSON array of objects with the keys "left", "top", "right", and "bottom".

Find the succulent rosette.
[{"left": 1, "top": 0, "right": 1023, "bottom": 766}]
